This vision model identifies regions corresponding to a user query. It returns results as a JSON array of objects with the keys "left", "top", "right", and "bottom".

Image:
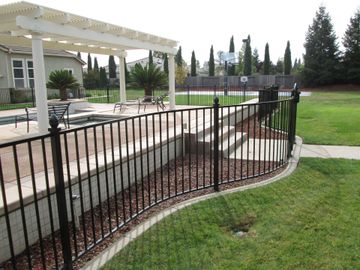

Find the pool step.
[{"left": 187, "top": 124, "right": 248, "bottom": 157}]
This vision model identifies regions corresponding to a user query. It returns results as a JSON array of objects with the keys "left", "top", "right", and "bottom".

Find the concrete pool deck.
[{"left": 0, "top": 102, "right": 196, "bottom": 142}]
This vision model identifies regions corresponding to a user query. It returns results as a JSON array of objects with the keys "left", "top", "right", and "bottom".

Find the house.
[{"left": 0, "top": 44, "right": 85, "bottom": 102}]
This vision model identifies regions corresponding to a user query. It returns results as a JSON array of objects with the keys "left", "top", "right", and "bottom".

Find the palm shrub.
[
  {"left": 130, "top": 63, "right": 167, "bottom": 100},
  {"left": 47, "top": 70, "right": 79, "bottom": 101}
]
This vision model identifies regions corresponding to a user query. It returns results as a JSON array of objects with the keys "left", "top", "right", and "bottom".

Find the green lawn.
[
  {"left": 85, "top": 88, "right": 168, "bottom": 103},
  {"left": 297, "top": 91, "right": 360, "bottom": 145},
  {"left": 0, "top": 102, "right": 34, "bottom": 110},
  {"left": 102, "top": 158, "right": 360, "bottom": 270},
  {"left": 86, "top": 88, "right": 251, "bottom": 106}
]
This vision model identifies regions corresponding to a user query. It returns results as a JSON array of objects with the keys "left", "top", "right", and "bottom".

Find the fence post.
[
  {"left": 213, "top": 97, "right": 220, "bottom": 192},
  {"left": 49, "top": 115, "right": 73, "bottom": 270},
  {"left": 288, "top": 84, "right": 300, "bottom": 158}
]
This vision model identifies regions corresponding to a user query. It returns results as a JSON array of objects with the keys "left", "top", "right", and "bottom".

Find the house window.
[
  {"left": 12, "top": 59, "right": 25, "bottom": 88},
  {"left": 64, "top": 68, "right": 74, "bottom": 75},
  {"left": 26, "top": 60, "right": 34, "bottom": 88}
]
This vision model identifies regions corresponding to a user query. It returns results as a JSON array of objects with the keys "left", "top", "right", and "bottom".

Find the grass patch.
[
  {"left": 297, "top": 91, "right": 360, "bottom": 145},
  {"left": 0, "top": 103, "right": 34, "bottom": 110},
  {"left": 102, "top": 158, "right": 360, "bottom": 270},
  {"left": 175, "top": 94, "right": 251, "bottom": 106}
]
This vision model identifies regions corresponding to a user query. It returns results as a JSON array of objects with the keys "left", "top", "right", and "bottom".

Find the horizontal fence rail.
[{"left": 0, "top": 88, "right": 299, "bottom": 269}]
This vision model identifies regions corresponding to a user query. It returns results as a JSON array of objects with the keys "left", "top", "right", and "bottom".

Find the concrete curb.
[{"left": 82, "top": 136, "right": 303, "bottom": 270}]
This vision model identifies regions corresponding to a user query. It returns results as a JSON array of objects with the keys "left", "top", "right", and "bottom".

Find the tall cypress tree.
[
  {"left": 87, "top": 53, "right": 92, "bottom": 71},
  {"left": 263, "top": 43, "right": 270, "bottom": 75},
  {"left": 252, "top": 48, "right": 261, "bottom": 73},
  {"left": 343, "top": 9, "right": 360, "bottom": 84},
  {"left": 99, "top": 67, "right": 108, "bottom": 87},
  {"left": 163, "top": 53, "right": 169, "bottom": 75},
  {"left": 148, "top": 50, "right": 153, "bottom": 65},
  {"left": 190, "top": 51, "right": 197, "bottom": 76},
  {"left": 94, "top": 57, "right": 99, "bottom": 73},
  {"left": 284, "top": 41, "right": 292, "bottom": 75},
  {"left": 244, "top": 35, "right": 252, "bottom": 76},
  {"left": 228, "top": 36, "right": 235, "bottom": 75},
  {"left": 175, "top": 46, "right": 183, "bottom": 67},
  {"left": 293, "top": 58, "right": 298, "bottom": 70},
  {"left": 209, "top": 45, "right": 215, "bottom": 76},
  {"left": 108, "top": 55, "right": 116, "bottom": 79},
  {"left": 303, "top": 5, "right": 339, "bottom": 86},
  {"left": 276, "top": 58, "right": 284, "bottom": 74}
]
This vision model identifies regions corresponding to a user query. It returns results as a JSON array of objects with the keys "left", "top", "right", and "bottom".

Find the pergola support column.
[
  {"left": 168, "top": 54, "right": 176, "bottom": 110},
  {"left": 31, "top": 32, "right": 48, "bottom": 132},
  {"left": 118, "top": 51, "right": 127, "bottom": 103}
]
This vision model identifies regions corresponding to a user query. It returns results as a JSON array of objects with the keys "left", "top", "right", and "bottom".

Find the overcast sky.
[{"left": 0, "top": 0, "right": 359, "bottom": 67}]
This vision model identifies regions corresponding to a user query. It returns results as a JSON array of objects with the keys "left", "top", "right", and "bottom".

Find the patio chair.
[
  {"left": 137, "top": 94, "right": 166, "bottom": 113},
  {"left": 14, "top": 107, "right": 37, "bottom": 133},
  {"left": 15, "top": 102, "right": 71, "bottom": 132},
  {"left": 113, "top": 100, "right": 139, "bottom": 113},
  {"left": 48, "top": 103, "right": 71, "bottom": 129}
]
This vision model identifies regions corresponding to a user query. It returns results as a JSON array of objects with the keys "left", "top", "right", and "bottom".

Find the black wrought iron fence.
[
  {"left": 0, "top": 88, "right": 299, "bottom": 269},
  {"left": 176, "top": 84, "right": 291, "bottom": 106}
]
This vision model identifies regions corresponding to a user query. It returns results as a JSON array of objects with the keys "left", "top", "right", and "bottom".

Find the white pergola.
[{"left": 0, "top": 1, "right": 178, "bottom": 132}]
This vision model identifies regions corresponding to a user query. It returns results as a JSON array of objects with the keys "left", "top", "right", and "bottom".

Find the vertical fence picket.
[{"left": 213, "top": 97, "right": 220, "bottom": 191}]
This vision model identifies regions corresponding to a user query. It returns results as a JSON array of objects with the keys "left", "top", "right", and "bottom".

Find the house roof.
[
  {"left": 0, "top": 43, "right": 86, "bottom": 64},
  {"left": 0, "top": 1, "right": 178, "bottom": 55},
  {"left": 127, "top": 56, "right": 163, "bottom": 66}
]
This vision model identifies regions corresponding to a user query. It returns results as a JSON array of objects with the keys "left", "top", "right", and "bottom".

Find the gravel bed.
[{"left": 1, "top": 154, "right": 286, "bottom": 270}]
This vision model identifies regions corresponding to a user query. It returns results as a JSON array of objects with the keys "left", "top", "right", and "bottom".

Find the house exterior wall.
[
  {"left": 2, "top": 52, "right": 83, "bottom": 89},
  {"left": 44, "top": 56, "right": 83, "bottom": 85},
  {"left": 0, "top": 50, "right": 11, "bottom": 89}
]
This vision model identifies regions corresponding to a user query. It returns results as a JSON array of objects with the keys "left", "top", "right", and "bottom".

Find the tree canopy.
[
  {"left": 343, "top": 8, "right": 360, "bottom": 84},
  {"left": 108, "top": 55, "right": 117, "bottom": 79},
  {"left": 94, "top": 57, "right": 99, "bottom": 73},
  {"left": 47, "top": 70, "right": 79, "bottom": 101},
  {"left": 302, "top": 5, "right": 340, "bottom": 86},
  {"left": 263, "top": 43, "right": 270, "bottom": 75},
  {"left": 209, "top": 45, "right": 215, "bottom": 76},
  {"left": 244, "top": 35, "right": 252, "bottom": 76},
  {"left": 228, "top": 36, "right": 236, "bottom": 75},
  {"left": 284, "top": 41, "right": 292, "bottom": 75},
  {"left": 87, "top": 53, "right": 92, "bottom": 71},
  {"left": 163, "top": 53, "right": 169, "bottom": 75},
  {"left": 175, "top": 46, "right": 183, "bottom": 67},
  {"left": 130, "top": 63, "right": 167, "bottom": 97},
  {"left": 148, "top": 50, "right": 153, "bottom": 65},
  {"left": 191, "top": 50, "right": 197, "bottom": 76}
]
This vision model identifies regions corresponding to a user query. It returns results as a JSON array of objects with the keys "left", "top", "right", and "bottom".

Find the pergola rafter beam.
[
  {"left": 1, "top": 34, "right": 131, "bottom": 55},
  {"left": 16, "top": 15, "right": 177, "bottom": 54}
]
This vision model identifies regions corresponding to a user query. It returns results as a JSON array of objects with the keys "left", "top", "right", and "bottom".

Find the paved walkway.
[{"left": 301, "top": 144, "right": 360, "bottom": 160}]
